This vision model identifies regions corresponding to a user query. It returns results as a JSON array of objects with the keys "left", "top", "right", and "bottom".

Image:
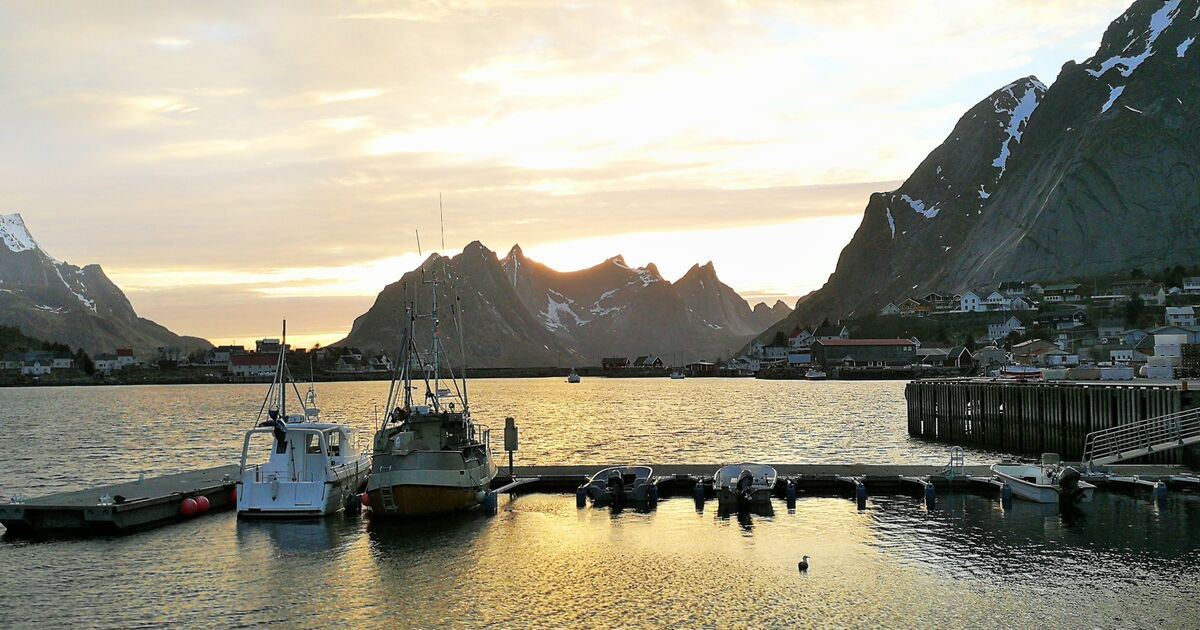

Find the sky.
[{"left": 0, "top": 0, "right": 1131, "bottom": 348}]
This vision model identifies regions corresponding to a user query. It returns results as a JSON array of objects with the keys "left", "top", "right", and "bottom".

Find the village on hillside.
[{"left": 712, "top": 271, "right": 1200, "bottom": 380}]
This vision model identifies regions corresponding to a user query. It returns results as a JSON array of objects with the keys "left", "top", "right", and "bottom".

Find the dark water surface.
[{"left": 1, "top": 380, "right": 1198, "bottom": 628}]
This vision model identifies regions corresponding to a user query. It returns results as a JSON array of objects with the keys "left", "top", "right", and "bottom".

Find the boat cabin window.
[
  {"left": 305, "top": 434, "right": 324, "bottom": 455},
  {"left": 327, "top": 431, "right": 342, "bottom": 457}
]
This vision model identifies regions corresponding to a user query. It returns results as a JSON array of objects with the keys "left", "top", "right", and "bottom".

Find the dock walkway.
[{"left": 1, "top": 465, "right": 238, "bottom": 536}]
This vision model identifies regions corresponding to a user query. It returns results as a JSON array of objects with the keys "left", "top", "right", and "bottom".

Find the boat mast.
[{"left": 279, "top": 320, "right": 287, "bottom": 421}]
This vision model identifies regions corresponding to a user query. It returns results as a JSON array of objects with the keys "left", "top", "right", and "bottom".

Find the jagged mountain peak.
[
  {"left": 0, "top": 213, "right": 209, "bottom": 353},
  {"left": 754, "top": 0, "right": 1200, "bottom": 349},
  {"left": 0, "top": 212, "right": 42, "bottom": 255}
]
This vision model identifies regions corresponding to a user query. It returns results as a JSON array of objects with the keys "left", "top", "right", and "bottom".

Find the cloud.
[{"left": 0, "top": 0, "right": 1134, "bottom": 341}]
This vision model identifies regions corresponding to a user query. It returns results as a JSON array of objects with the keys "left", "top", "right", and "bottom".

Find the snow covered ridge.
[
  {"left": 991, "top": 80, "right": 1044, "bottom": 177},
  {"left": 0, "top": 213, "right": 40, "bottom": 253},
  {"left": 1087, "top": 0, "right": 1184, "bottom": 112}
]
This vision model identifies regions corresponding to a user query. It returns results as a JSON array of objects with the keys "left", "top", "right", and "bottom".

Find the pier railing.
[{"left": 1083, "top": 408, "right": 1200, "bottom": 467}]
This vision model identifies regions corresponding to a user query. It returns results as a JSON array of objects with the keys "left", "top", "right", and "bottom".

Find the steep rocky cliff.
[
  {"left": 0, "top": 213, "right": 211, "bottom": 354},
  {"left": 762, "top": 0, "right": 1200, "bottom": 338}
]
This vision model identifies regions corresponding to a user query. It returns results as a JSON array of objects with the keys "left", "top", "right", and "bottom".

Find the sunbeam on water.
[{"left": 1, "top": 380, "right": 1198, "bottom": 627}]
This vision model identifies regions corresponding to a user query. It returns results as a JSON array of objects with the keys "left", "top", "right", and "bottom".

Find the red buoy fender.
[
  {"left": 180, "top": 497, "right": 199, "bottom": 517},
  {"left": 360, "top": 492, "right": 370, "bottom": 507},
  {"left": 195, "top": 495, "right": 211, "bottom": 513}
]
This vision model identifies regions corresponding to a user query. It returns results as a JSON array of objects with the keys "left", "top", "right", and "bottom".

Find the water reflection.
[{"left": 235, "top": 513, "right": 362, "bottom": 554}]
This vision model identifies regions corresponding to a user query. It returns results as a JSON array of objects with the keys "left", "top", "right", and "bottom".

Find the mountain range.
[
  {"left": 337, "top": 242, "right": 790, "bottom": 367},
  {"left": 0, "top": 213, "right": 210, "bottom": 355},
  {"left": 759, "top": 0, "right": 1200, "bottom": 341}
]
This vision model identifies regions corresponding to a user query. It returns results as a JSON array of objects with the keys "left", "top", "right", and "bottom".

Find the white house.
[
  {"left": 987, "top": 316, "right": 1025, "bottom": 342},
  {"left": 984, "top": 291, "right": 1009, "bottom": 311},
  {"left": 51, "top": 353, "right": 74, "bottom": 369},
  {"left": 750, "top": 340, "right": 766, "bottom": 358},
  {"left": 959, "top": 291, "right": 985, "bottom": 313},
  {"left": 1165, "top": 306, "right": 1196, "bottom": 327},
  {"left": 879, "top": 302, "right": 901, "bottom": 316},
  {"left": 1008, "top": 296, "right": 1036, "bottom": 311},
  {"left": 116, "top": 348, "right": 137, "bottom": 367},
  {"left": 1183, "top": 277, "right": 1200, "bottom": 295},
  {"left": 788, "top": 329, "right": 815, "bottom": 349},
  {"left": 1140, "top": 284, "right": 1168, "bottom": 306},
  {"left": 94, "top": 353, "right": 120, "bottom": 374}
]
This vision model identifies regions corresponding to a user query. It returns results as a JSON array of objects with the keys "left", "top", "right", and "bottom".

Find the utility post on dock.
[{"left": 504, "top": 416, "right": 518, "bottom": 479}]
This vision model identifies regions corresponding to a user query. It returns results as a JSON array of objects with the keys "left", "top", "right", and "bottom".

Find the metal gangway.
[{"left": 1083, "top": 407, "right": 1200, "bottom": 467}]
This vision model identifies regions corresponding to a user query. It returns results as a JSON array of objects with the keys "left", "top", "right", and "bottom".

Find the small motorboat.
[
  {"left": 581, "top": 466, "right": 654, "bottom": 505},
  {"left": 237, "top": 322, "right": 370, "bottom": 518},
  {"left": 670, "top": 370, "right": 686, "bottom": 380},
  {"left": 567, "top": 369, "right": 581, "bottom": 383},
  {"left": 714, "top": 463, "right": 777, "bottom": 508},
  {"left": 998, "top": 365, "right": 1043, "bottom": 381},
  {"left": 805, "top": 368, "right": 827, "bottom": 380},
  {"left": 991, "top": 454, "right": 1094, "bottom": 504}
]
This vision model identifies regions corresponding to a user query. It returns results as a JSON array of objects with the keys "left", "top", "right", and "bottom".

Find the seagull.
[{"left": 798, "top": 556, "right": 810, "bottom": 572}]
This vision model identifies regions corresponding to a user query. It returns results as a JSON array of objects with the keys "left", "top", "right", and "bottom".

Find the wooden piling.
[{"left": 906, "top": 379, "right": 1191, "bottom": 463}]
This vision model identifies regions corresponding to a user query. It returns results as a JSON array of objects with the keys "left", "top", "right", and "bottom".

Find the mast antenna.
[{"left": 439, "top": 193, "right": 446, "bottom": 252}]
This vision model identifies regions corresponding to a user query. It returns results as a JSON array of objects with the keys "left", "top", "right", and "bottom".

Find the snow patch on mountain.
[
  {"left": 885, "top": 208, "right": 896, "bottom": 239},
  {"left": 1179, "top": 36, "right": 1195, "bottom": 57},
  {"left": 1088, "top": 0, "right": 1182, "bottom": 78},
  {"left": 991, "top": 82, "right": 1042, "bottom": 176},
  {"left": 541, "top": 290, "right": 588, "bottom": 331},
  {"left": 1101, "top": 84, "right": 1126, "bottom": 113},
  {"left": 1, "top": 213, "right": 40, "bottom": 253},
  {"left": 900, "top": 194, "right": 939, "bottom": 219}
]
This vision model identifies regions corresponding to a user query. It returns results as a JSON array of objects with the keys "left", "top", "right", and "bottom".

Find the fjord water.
[{"left": 1, "top": 379, "right": 1199, "bottom": 627}]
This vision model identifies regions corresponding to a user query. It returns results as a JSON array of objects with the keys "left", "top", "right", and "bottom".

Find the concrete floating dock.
[{"left": 1, "top": 465, "right": 239, "bottom": 537}]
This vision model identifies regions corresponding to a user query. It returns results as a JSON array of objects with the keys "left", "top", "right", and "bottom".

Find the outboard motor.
[
  {"left": 606, "top": 470, "right": 626, "bottom": 506},
  {"left": 1057, "top": 466, "right": 1085, "bottom": 504},
  {"left": 736, "top": 469, "right": 755, "bottom": 505}
]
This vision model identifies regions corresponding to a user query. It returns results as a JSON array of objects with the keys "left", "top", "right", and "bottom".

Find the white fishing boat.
[
  {"left": 805, "top": 368, "right": 827, "bottom": 380},
  {"left": 581, "top": 466, "right": 654, "bottom": 505},
  {"left": 714, "top": 463, "right": 777, "bottom": 508},
  {"left": 567, "top": 368, "right": 581, "bottom": 383},
  {"left": 237, "top": 323, "right": 370, "bottom": 518},
  {"left": 991, "top": 454, "right": 1094, "bottom": 504},
  {"left": 366, "top": 262, "right": 499, "bottom": 517}
]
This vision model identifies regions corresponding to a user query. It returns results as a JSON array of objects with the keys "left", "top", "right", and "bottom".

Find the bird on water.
[{"left": 798, "top": 556, "right": 810, "bottom": 572}]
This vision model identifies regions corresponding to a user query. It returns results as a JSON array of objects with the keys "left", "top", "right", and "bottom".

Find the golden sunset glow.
[{"left": 1, "top": 0, "right": 1131, "bottom": 344}]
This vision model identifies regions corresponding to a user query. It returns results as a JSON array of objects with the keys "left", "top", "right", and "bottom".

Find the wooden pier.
[
  {"left": 0, "top": 465, "right": 238, "bottom": 536},
  {"left": 906, "top": 379, "right": 1200, "bottom": 464}
]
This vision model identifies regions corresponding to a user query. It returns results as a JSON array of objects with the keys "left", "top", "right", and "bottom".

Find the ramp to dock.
[{"left": 1084, "top": 408, "right": 1200, "bottom": 466}]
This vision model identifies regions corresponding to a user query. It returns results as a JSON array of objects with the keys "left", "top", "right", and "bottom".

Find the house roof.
[
  {"left": 1043, "top": 283, "right": 1081, "bottom": 291},
  {"left": 814, "top": 325, "right": 846, "bottom": 336},
  {"left": 116, "top": 348, "right": 134, "bottom": 356},
  {"left": 814, "top": 339, "right": 914, "bottom": 347},
  {"left": 1166, "top": 306, "right": 1195, "bottom": 315}
]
